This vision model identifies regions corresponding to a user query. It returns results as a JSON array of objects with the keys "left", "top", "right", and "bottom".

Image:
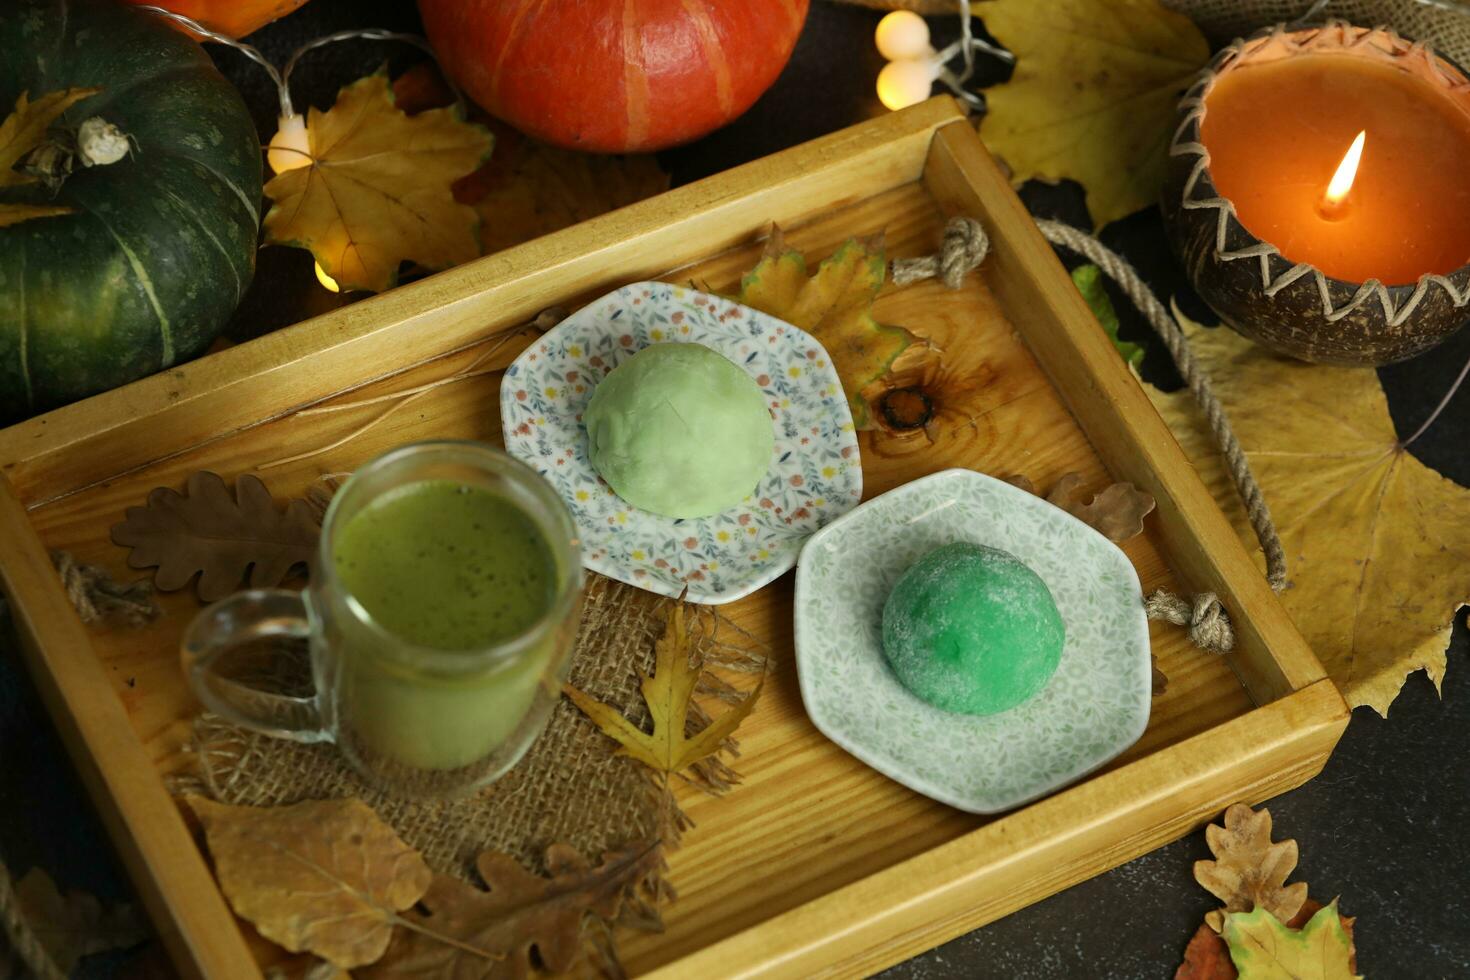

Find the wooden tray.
[{"left": 0, "top": 97, "right": 1348, "bottom": 979}]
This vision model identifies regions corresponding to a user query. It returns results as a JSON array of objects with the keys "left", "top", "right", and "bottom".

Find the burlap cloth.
[
  {"left": 175, "top": 575, "right": 764, "bottom": 881},
  {"left": 828, "top": 0, "right": 1470, "bottom": 63}
]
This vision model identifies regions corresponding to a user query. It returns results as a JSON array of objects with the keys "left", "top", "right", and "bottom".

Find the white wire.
[
  {"left": 134, "top": 7, "right": 456, "bottom": 119},
  {"left": 281, "top": 29, "right": 463, "bottom": 116},
  {"left": 931, "top": 0, "right": 1013, "bottom": 112},
  {"left": 134, "top": 5, "right": 287, "bottom": 112}
]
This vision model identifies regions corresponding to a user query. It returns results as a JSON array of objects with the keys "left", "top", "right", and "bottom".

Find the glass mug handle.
[{"left": 181, "top": 588, "right": 330, "bottom": 743}]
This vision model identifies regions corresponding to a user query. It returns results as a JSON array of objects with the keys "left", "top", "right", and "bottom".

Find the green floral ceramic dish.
[{"left": 793, "top": 468, "right": 1151, "bottom": 813}]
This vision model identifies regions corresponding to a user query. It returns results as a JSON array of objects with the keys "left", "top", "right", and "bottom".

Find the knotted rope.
[
  {"left": 51, "top": 551, "right": 159, "bottom": 627},
  {"left": 1144, "top": 590, "right": 1236, "bottom": 656},
  {"left": 892, "top": 215, "right": 991, "bottom": 289},
  {"left": 897, "top": 215, "right": 1290, "bottom": 654}
]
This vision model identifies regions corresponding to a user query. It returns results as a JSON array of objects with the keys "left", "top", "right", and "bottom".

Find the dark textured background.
[{"left": 2, "top": 2, "right": 1467, "bottom": 976}]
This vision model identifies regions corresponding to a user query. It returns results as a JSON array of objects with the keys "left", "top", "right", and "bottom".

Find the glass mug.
[{"left": 182, "top": 441, "right": 584, "bottom": 798}]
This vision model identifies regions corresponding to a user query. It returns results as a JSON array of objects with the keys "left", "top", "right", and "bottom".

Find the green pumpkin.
[{"left": 0, "top": 0, "right": 262, "bottom": 424}]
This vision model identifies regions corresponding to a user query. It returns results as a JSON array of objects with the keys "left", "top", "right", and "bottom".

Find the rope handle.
[{"left": 894, "top": 215, "right": 1292, "bottom": 654}]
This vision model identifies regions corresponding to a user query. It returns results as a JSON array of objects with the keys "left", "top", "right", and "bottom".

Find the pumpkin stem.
[
  {"left": 76, "top": 117, "right": 131, "bottom": 167},
  {"left": 22, "top": 116, "right": 130, "bottom": 192}
]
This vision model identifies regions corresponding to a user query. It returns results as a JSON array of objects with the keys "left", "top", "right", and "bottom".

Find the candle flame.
[{"left": 1325, "top": 130, "right": 1366, "bottom": 205}]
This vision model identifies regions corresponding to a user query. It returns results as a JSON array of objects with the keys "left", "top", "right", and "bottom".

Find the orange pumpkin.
[
  {"left": 418, "top": 0, "right": 810, "bottom": 153},
  {"left": 122, "top": 0, "right": 310, "bottom": 39}
]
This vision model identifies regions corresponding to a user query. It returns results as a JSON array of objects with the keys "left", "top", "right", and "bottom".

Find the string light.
[
  {"left": 314, "top": 262, "right": 341, "bottom": 292},
  {"left": 878, "top": 57, "right": 943, "bottom": 112},
  {"left": 135, "top": 6, "right": 460, "bottom": 289},
  {"left": 266, "top": 112, "right": 311, "bottom": 174},
  {"left": 873, "top": 2, "right": 1012, "bottom": 113},
  {"left": 875, "top": 10, "right": 933, "bottom": 62}
]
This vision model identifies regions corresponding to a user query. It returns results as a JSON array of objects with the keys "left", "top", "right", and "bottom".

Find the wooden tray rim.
[{"left": 0, "top": 99, "right": 1349, "bottom": 979}]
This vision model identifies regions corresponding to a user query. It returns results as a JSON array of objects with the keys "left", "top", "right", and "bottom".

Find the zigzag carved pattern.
[{"left": 1169, "top": 20, "right": 1470, "bottom": 327}]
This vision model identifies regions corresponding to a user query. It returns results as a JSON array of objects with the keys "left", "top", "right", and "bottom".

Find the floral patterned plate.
[
  {"left": 794, "top": 468, "right": 1151, "bottom": 814},
  {"left": 501, "top": 281, "right": 862, "bottom": 604}
]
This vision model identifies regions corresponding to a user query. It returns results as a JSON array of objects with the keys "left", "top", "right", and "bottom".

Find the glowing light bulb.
[
  {"left": 877, "top": 59, "right": 939, "bottom": 111},
  {"left": 1320, "top": 130, "right": 1366, "bottom": 219},
  {"left": 267, "top": 113, "right": 312, "bottom": 174},
  {"left": 314, "top": 261, "right": 340, "bottom": 292},
  {"left": 875, "top": 10, "right": 932, "bottom": 61}
]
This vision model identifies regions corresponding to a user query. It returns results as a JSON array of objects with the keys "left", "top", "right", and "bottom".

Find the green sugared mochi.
[
  {"left": 585, "top": 343, "right": 774, "bottom": 519},
  {"left": 881, "top": 542, "right": 1065, "bottom": 715}
]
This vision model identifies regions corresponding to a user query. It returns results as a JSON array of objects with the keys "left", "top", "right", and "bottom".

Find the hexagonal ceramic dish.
[
  {"left": 501, "top": 281, "right": 862, "bottom": 604},
  {"left": 793, "top": 468, "right": 1152, "bottom": 813}
]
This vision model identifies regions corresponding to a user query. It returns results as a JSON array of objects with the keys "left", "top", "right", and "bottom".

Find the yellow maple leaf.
[
  {"left": 1223, "top": 901, "right": 1360, "bottom": 980},
  {"left": 262, "top": 72, "right": 493, "bottom": 293},
  {"left": 0, "top": 87, "right": 100, "bottom": 188},
  {"left": 1144, "top": 308, "right": 1470, "bottom": 714},
  {"left": 564, "top": 604, "right": 762, "bottom": 777},
  {"left": 0, "top": 202, "right": 74, "bottom": 227},
  {"left": 736, "top": 228, "right": 925, "bottom": 428},
  {"left": 978, "top": 0, "right": 1209, "bottom": 229}
]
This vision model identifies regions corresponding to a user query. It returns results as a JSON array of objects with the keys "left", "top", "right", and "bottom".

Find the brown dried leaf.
[
  {"left": 1005, "top": 474, "right": 1038, "bottom": 495},
  {"left": 188, "top": 797, "right": 432, "bottom": 969},
  {"left": 361, "top": 840, "right": 663, "bottom": 979},
  {"left": 111, "top": 471, "right": 320, "bottom": 602},
  {"left": 1152, "top": 655, "right": 1168, "bottom": 696},
  {"left": 1005, "top": 471, "right": 1157, "bottom": 542},
  {"left": 12, "top": 868, "right": 148, "bottom": 972},
  {"left": 1046, "top": 473, "right": 1157, "bottom": 542},
  {"left": 1176, "top": 920, "right": 1235, "bottom": 980},
  {"left": 563, "top": 604, "right": 763, "bottom": 779},
  {"left": 1195, "top": 804, "right": 1308, "bottom": 933}
]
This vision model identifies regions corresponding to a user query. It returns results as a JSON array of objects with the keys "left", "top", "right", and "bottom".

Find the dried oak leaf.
[
  {"left": 1195, "top": 804, "right": 1308, "bottom": 933},
  {"left": 1223, "top": 900, "right": 1359, "bottom": 980},
  {"left": 263, "top": 71, "right": 493, "bottom": 293},
  {"left": 736, "top": 226, "right": 928, "bottom": 429},
  {"left": 1145, "top": 306, "right": 1470, "bottom": 714},
  {"left": 13, "top": 867, "right": 149, "bottom": 972},
  {"left": 1175, "top": 900, "right": 1357, "bottom": 980},
  {"left": 0, "top": 87, "right": 99, "bottom": 226},
  {"left": 1046, "top": 473, "right": 1157, "bottom": 543},
  {"left": 1176, "top": 920, "right": 1236, "bottom": 980},
  {"left": 361, "top": 840, "right": 663, "bottom": 980},
  {"left": 391, "top": 65, "right": 670, "bottom": 258},
  {"left": 111, "top": 471, "right": 320, "bottom": 602},
  {"left": 1005, "top": 471, "right": 1156, "bottom": 543},
  {"left": 188, "top": 796, "right": 432, "bottom": 969},
  {"left": 978, "top": 0, "right": 1209, "bottom": 228},
  {"left": 564, "top": 604, "right": 762, "bottom": 779}
]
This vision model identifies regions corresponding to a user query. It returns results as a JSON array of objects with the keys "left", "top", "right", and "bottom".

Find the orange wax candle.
[{"left": 1201, "top": 51, "right": 1470, "bottom": 285}]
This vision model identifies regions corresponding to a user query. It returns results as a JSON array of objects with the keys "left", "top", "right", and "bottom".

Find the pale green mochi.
[
  {"left": 585, "top": 343, "right": 775, "bottom": 519},
  {"left": 881, "top": 542, "right": 1065, "bottom": 715}
]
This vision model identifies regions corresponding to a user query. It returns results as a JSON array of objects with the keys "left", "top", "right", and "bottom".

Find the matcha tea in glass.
[{"left": 182, "top": 442, "right": 583, "bottom": 798}]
